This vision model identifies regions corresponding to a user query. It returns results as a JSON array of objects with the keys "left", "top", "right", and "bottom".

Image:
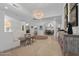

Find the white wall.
[{"left": 0, "top": 11, "right": 26, "bottom": 52}]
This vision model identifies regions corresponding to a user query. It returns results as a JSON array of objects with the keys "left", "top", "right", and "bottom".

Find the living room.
[{"left": 0, "top": 3, "right": 79, "bottom": 56}]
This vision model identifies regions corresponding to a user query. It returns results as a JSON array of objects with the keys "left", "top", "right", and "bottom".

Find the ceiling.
[
  {"left": 0, "top": 3, "right": 65, "bottom": 22},
  {"left": 19, "top": 3, "right": 64, "bottom": 18}
]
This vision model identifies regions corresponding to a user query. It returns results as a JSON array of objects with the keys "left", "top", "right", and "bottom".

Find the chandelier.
[{"left": 33, "top": 9, "right": 44, "bottom": 19}]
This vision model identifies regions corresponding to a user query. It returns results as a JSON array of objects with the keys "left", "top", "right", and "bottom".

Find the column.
[{"left": 68, "top": 3, "right": 70, "bottom": 22}]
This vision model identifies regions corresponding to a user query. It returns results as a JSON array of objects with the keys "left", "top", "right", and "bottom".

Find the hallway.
[{"left": 3, "top": 36, "right": 62, "bottom": 56}]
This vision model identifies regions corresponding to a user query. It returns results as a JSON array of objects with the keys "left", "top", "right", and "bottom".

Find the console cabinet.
[
  {"left": 63, "top": 34, "right": 79, "bottom": 55},
  {"left": 58, "top": 31, "right": 79, "bottom": 55}
]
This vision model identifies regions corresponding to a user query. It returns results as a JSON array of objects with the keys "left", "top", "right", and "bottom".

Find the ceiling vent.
[
  {"left": 9, "top": 3, "right": 21, "bottom": 9},
  {"left": 12, "top": 4, "right": 19, "bottom": 8}
]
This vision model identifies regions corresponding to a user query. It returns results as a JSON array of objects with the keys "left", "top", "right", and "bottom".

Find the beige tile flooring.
[{"left": 1, "top": 36, "right": 63, "bottom": 56}]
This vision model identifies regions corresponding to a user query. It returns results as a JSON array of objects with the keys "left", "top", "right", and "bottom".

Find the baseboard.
[{"left": 0, "top": 46, "right": 20, "bottom": 53}]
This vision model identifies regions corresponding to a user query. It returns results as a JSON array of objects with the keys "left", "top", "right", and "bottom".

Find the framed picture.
[
  {"left": 31, "top": 26, "right": 33, "bottom": 28},
  {"left": 64, "top": 3, "right": 68, "bottom": 29},
  {"left": 70, "top": 3, "right": 78, "bottom": 26},
  {"left": 39, "top": 25, "right": 43, "bottom": 30},
  {"left": 22, "top": 25, "right": 24, "bottom": 31},
  {"left": 70, "top": 3, "right": 76, "bottom": 11}
]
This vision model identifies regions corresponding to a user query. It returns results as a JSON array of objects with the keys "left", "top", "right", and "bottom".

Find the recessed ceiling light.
[{"left": 4, "top": 6, "right": 8, "bottom": 9}]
